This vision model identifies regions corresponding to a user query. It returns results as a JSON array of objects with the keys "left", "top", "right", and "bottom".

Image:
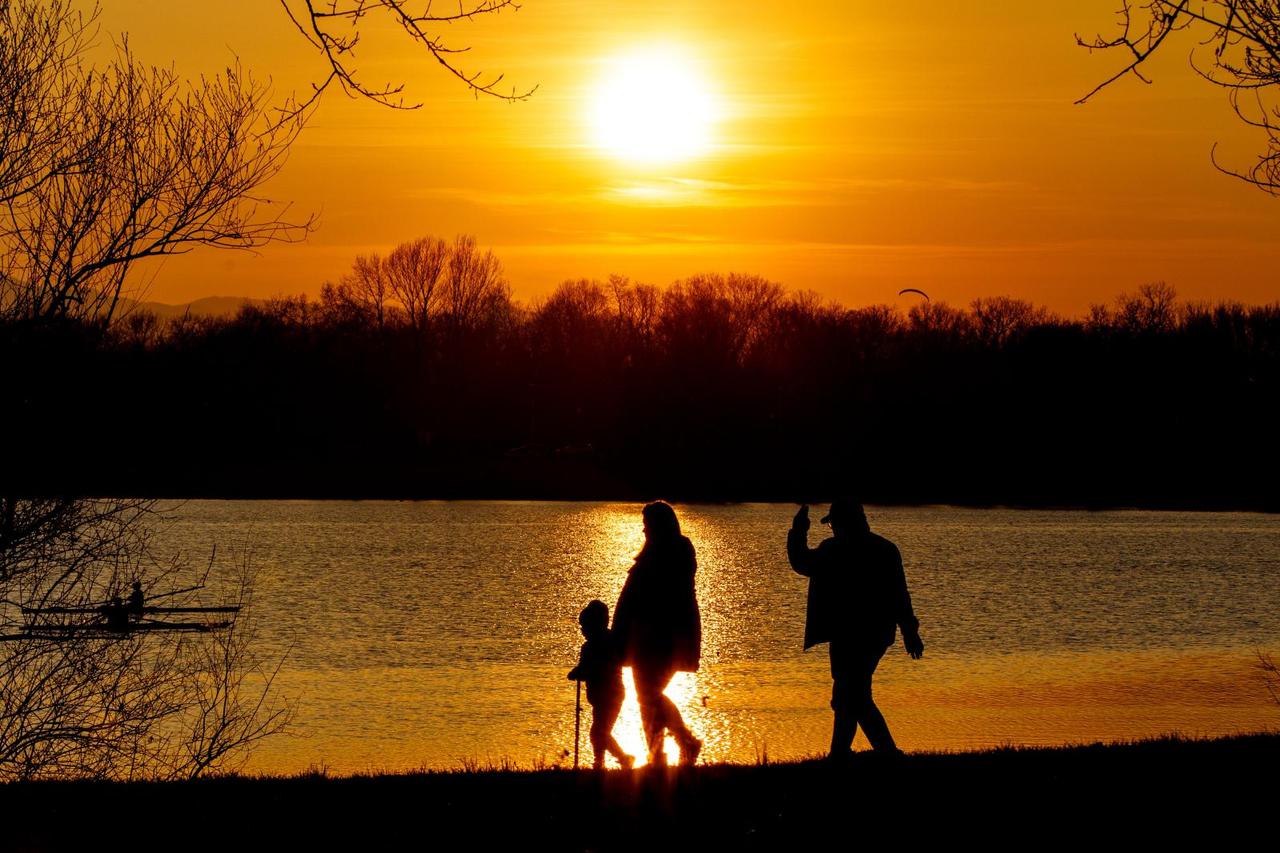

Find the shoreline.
[
  {"left": 30, "top": 492, "right": 1280, "bottom": 514},
  {"left": 9, "top": 732, "right": 1279, "bottom": 848}
]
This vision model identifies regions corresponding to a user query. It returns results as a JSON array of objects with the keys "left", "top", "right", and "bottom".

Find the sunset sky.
[{"left": 104, "top": 1, "right": 1279, "bottom": 314}]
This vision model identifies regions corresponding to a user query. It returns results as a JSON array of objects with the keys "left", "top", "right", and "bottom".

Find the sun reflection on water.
[{"left": 605, "top": 668, "right": 702, "bottom": 767}]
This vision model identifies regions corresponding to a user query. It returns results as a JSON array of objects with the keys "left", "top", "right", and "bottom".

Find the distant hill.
[{"left": 125, "top": 296, "right": 263, "bottom": 319}]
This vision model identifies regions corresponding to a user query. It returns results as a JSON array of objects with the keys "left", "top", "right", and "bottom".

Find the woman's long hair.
[{"left": 637, "top": 500, "right": 682, "bottom": 559}]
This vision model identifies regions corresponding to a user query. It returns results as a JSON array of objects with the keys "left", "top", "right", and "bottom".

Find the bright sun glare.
[{"left": 589, "top": 47, "right": 719, "bottom": 165}]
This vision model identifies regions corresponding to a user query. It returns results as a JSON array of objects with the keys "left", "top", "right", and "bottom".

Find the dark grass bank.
[{"left": 6, "top": 732, "right": 1279, "bottom": 850}]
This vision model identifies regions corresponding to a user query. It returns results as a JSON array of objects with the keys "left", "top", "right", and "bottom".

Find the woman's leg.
[
  {"left": 659, "top": 692, "right": 695, "bottom": 747},
  {"left": 634, "top": 664, "right": 700, "bottom": 764},
  {"left": 631, "top": 665, "right": 669, "bottom": 761}
]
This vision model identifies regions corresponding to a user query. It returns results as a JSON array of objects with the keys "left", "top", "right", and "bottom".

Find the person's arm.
[
  {"left": 611, "top": 576, "right": 633, "bottom": 651},
  {"left": 892, "top": 544, "right": 924, "bottom": 659},
  {"left": 568, "top": 643, "right": 585, "bottom": 680},
  {"left": 786, "top": 504, "right": 819, "bottom": 577}
]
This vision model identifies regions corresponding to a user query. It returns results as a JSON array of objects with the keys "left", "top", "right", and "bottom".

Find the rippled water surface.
[{"left": 152, "top": 502, "right": 1280, "bottom": 772}]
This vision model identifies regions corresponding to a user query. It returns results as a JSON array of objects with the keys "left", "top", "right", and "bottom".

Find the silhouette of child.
[{"left": 567, "top": 600, "right": 634, "bottom": 770}]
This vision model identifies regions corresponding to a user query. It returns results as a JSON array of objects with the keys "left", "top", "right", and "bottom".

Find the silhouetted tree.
[
  {"left": 609, "top": 275, "right": 661, "bottom": 350},
  {"left": 4, "top": 262, "right": 1278, "bottom": 507},
  {"left": 0, "top": 498, "right": 292, "bottom": 780},
  {"left": 1, "top": 0, "right": 534, "bottom": 325},
  {"left": 1115, "top": 281, "right": 1180, "bottom": 333},
  {"left": 441, "top": 234, "right": 512, "bottom": 334},
  {"left": 322, "top": 234, "right": 511, "bottom": 336},
  {"left": 1088, "top": 282, "right": 1180, "bottom": 333},
  {"left": 971, "top": 296, "right": 1056, "bottom": 347},
  {"left": 0, "top": 2, "right": 302, "bottom": 778},
  {"left": 1261, "top": 651, "right": 1280, "bottom": 706},
  {"left": 1079, "top": 1, "right": 1280, "bottom": 192},
  {"left": 386, "top": 236, "right": 450, "bottom": 333},
  {"left": 532, "top": 279, "right": 615, "bottom": 356},
  {"left": 907, "top": 300, "right": 972, "bottom": 347},
  {"left": 0, "top": 1, "right": 311, "bottom": 324},
  {"left": 331, "top": 253, "right": 397, "bottom": 329}
]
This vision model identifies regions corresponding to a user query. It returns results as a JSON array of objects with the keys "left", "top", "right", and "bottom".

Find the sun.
[{"left": 589, "top": 47, "right": 720, "bottom": 165}]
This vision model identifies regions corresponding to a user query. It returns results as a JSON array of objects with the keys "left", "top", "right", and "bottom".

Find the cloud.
[{"left": 410, "top": 174, "right": 1027, "bottom": 212}]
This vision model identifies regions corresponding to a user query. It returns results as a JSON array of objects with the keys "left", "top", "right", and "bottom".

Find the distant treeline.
[{"left": 4, "top": 245, "right": 1277, "bottom": 508}]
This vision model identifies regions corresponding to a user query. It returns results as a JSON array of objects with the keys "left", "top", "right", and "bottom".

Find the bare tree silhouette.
[
  {"left": 0, "top": 2, "right": 301, "bottom": 778},
  {"left": 441, "top": 233, "right": 512, "bottom": 334},
  {"left": 2, "top": 1, "right": 531, "bottom": 776},
  {"left": 1087, "top": 282, "right": 1181, "bottom": 333},
  {"left": 328, "top": 253, "right": 397, "bottom": 330},
  {"left": 386, "top": 236, "right": 450, "bottom": 333},
  {"left": 0, "top": 1, "right": 312, "bottom": 324},
  {"left": 0, "top": 499, "right": 293, "bottom": 780},
  {"left": 1261, "top": 651, "right": 1280, "bottom": 706},
  {"left": 1078, "top": 1, "right": 1280, "bottom": 192},
  {"left": 1, "top": 0, "right": 534, "bottom": 324},
  {"left": 970, "top": 297, "right": 1056, "bottom": 348},
  {"left": 320, "top": 233, "right": 511, "bottom": 334}
]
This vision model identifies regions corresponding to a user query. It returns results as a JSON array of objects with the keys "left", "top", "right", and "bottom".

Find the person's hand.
[
  {"left": 792, "top": 504, "right": 810, "bottom": 533},
  {"left": 904, "top": 630, "right": 924, "bottom": 660}
]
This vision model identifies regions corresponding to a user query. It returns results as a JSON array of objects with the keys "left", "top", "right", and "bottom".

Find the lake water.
[{"left": 152, "top": 501, "right": 1280, "bottom": 773}]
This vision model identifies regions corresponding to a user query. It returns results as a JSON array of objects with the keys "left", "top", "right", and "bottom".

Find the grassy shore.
[{"left": 8, "top": 733, "right": 1278, "bottom": 851}]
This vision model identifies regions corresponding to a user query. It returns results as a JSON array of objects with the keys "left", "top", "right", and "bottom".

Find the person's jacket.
[
  {"left": 787, "top": 527, "right": 918, "bottom": 650},
  {"left": 568, "top": 631, "right": 625, "bottom": 706},
  {"left": 612, "top": 535, "right": 701, "bottom": 672}
]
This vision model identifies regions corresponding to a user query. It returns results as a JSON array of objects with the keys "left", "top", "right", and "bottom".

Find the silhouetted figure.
[
  {"left": 127, "top": 581, "right": 144, "bottom": 619},
  {"left": 99, "top": 597, "right": 129, "bottom": 632},
  {"left": 612, "top": 501, "right": 703, "bottom": 766},
  {"left": 787, "top": 500, "right": 924, "bottom": 759},
  {"left": 567, "top": 600, "right": 634, "bottom": 770}
]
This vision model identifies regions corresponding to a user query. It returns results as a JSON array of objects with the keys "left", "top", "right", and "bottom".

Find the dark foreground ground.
[{"left": 8, "top": 733, "right": 1279, "bottom": 851}]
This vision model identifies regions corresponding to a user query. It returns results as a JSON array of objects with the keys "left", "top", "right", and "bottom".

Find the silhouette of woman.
[{"left": 611, "top": 501, "right": 703, "bottom": 766}]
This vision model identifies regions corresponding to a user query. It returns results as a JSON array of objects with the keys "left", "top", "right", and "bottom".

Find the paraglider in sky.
[{"left": 898, "top": 288, "right": 931, "bottom": 301}]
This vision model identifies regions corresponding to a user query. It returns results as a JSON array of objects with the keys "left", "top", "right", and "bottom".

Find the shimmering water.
[{"left": 152, "top": 502, "right": 1280, "bottom": 772}]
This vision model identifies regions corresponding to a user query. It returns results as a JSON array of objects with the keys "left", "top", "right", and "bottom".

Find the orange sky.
[{"left": 102, "top": 1, "right": 1279, "bottom": 314}]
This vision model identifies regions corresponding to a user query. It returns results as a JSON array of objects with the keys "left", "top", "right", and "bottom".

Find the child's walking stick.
[{"left": 574, "top": 679, "right": 582, "bottom": 769}]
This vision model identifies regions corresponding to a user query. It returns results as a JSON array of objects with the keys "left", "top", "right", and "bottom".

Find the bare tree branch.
[
  {"left": 277, "top": 0, "right": 535, "bottom": 117},
  {"left": 1078, "top": 1, "right": 1280, "bottom": 194},
  {"left": 1, "top": 1, "right": 315, "bottom": 324}
]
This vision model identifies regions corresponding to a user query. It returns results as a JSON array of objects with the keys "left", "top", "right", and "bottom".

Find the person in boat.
[
  {"left": 611, "top": 501, "right": 703, "bottom": 766},
  {"left": 787, "top": 499, "right": 924, "bottom": 759},
  {"left": 127, "top": 581, "right": 144, "bottom": 619},
  {"left": 99, "top": 597, "right": 130, "bottom": 632},
  {"left": 567, "top": 599, "right": 634, "bottom": 770}
]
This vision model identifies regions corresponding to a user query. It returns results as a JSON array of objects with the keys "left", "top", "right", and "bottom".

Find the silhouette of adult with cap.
[
  {"left": 787, "top": 500, "right": 923, "bottom": 759},
  {"left": 612, "top": 501, "right": 703, "bottom": 766}
]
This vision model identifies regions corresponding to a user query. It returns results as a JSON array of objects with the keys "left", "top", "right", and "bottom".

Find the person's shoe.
[
  {"left": 618, "top": 753, "right": 635, "bottom": 770},
  {"left": 680, "top": 738, "right": 703, "bottom": 767},
  {"left": 826, "top": 748, "right": 856, "bottom": 766}
]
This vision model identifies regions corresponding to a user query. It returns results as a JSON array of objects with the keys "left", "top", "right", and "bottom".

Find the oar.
[{"left": 143, "top": 584, "right": 207, "bottom": 604}]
